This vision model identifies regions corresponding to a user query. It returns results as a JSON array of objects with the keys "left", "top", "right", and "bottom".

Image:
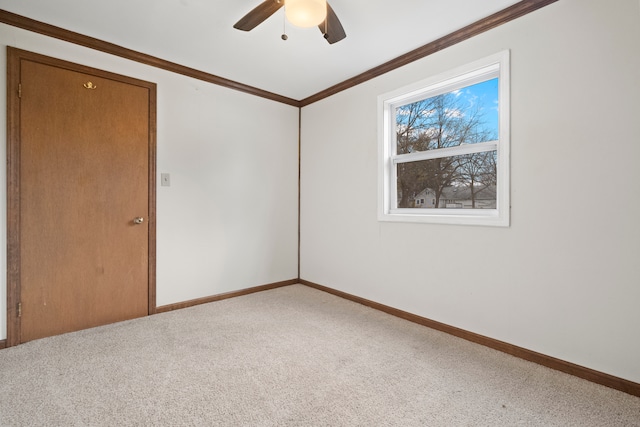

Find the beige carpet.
[{"left": 0, "top": 284, "right": 638, "bottom": 426}]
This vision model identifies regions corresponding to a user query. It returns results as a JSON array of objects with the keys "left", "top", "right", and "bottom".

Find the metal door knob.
[{"left": 133, "top": 217, "right": 144, "bottom": 225}]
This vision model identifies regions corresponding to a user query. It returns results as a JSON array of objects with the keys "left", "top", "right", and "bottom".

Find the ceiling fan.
[{"left": 234, "top": 0, "right": 347, "bottom": 44}]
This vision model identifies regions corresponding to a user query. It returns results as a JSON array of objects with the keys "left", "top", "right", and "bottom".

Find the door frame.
[{"left": 6, "top": 47, "right": 157, "bottom": 347}]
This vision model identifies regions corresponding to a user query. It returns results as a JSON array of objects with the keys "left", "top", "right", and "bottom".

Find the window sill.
[{"left": 378, "top": 209, "right": 509, "bottom": 227}]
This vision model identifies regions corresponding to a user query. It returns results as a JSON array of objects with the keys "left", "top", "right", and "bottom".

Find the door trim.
[{"left": 6, "top": 47, "right": 157, "bottom": 347}]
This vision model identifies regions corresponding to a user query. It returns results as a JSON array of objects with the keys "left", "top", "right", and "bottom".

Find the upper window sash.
[{"left": 384, "top": 64, "right": 500, "bottom": 121}]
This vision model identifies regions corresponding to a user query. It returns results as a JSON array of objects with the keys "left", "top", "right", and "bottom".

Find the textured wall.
[
  {"left": 300, "top": 0, "right": 640, "bottom": 382},
  {"left": 0, "top": 23, "right": 300, "bottom": 338}
]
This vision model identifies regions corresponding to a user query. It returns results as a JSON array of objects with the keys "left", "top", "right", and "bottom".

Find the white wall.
[
  {"left": 301, "top": 0, "right": 640, "bottom": 383},
  {"left": 0, "top": 24, "right": 300, "bottom": 339}
]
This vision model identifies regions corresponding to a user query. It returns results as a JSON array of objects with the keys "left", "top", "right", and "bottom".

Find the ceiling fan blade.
[
  {"left": 319, "top": 2, "right": 346, "bottom": 44},
  {"left": 234, "top": 0, "right": 284, "bottom": 31}
]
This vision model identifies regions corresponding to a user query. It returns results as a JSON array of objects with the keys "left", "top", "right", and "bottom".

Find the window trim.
[{"left": 378, "top": 50, "right": 510, "bottom": 226}]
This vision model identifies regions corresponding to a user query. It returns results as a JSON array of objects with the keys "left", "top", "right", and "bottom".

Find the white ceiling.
[{"left": 0, "top": 0, "right": 522, "bottom": 100}]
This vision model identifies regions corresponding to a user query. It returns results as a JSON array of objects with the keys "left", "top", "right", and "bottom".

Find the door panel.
[{"left": 7, "top": 48, "right": 156, "bottom": 343}]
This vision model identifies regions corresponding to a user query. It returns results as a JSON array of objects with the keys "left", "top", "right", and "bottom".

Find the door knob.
[{"left": 133, "top": 217, "right": 144, "bottom": 225}]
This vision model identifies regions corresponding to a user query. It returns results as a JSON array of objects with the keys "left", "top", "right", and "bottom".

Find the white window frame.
[{"left": 377, "top": 50, "right": 510, "bottom": 226}]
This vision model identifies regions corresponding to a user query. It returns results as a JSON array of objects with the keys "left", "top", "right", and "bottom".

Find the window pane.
[
  {"left": 396, "top": 151, "right": 497, "bottom": 209},
  {"left": 395, "top": 78, "right": 498, "bottom": 154}
]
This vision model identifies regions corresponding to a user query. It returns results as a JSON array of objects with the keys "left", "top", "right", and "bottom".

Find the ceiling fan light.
[{"left": 285, "top": 0, "right": 327, "bottom": 28}]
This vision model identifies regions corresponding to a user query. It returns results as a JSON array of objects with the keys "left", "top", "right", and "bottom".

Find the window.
[{"left": 378, "top": 51, "right": 510, "bottom": 226}]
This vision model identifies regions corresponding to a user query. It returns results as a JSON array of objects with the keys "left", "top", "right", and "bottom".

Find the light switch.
[{"left": 161, "top": 173, "right": 170, "bottom": 187}]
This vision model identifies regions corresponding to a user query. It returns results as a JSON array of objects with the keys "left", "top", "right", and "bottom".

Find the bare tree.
[
  {"left": 396, "top": 99, "right": 434, "bottom": 207},
  {"left": 395, "top": 92, "right": 491, "bottom": 208},
  {"left": 455, "top": 127, "right": 497, "bottom": 208},
  {"left": 457, "top": 151, "right": 496, "bottom": 208}
]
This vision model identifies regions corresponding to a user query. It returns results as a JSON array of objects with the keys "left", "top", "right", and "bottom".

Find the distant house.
[
  {"left": 414, "top": 185, "right": 496, "bottom": 209},
  {"left": 413, "top": 188, "right": 437, "bottom": 208}
]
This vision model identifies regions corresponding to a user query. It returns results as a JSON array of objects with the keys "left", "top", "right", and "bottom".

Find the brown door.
[{"left": 7, "top": 48, "right": 156, "bottom": 345}]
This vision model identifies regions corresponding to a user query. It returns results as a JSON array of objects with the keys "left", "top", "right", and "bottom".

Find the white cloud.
[{"left": 445, "top": 108, "right": 464, "bottom": 118}]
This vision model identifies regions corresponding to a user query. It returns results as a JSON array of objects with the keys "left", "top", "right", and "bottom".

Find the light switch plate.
[{"left": 161, "top": 173, "right": 170, "bottom": 187}]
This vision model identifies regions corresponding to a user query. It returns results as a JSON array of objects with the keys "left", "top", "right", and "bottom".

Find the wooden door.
[{"left": 7, "top": 48, "right": 156, "bottom": 345}]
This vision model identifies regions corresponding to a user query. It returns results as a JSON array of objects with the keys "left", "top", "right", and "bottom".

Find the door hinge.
[
  {"left": 18, "top": 83, "right": 22, "bottom": 98},
  {"left": 17, "top": 302, "right": 22, "bottom": 317}
]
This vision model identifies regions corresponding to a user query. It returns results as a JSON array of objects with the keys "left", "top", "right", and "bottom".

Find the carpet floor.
[{"left": 0, "top": 284, "right": 638, "bottom": 426}]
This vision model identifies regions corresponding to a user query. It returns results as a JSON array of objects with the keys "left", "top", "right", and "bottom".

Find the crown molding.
[
  {"left": 299, "top": 0, "right": 558, "bottom": 106},
  {"left": 2, "top": 1, "right": 557, "bottom": 107},
  {"left": 0, "top": 9, "right": 301, "bottom": 107}
]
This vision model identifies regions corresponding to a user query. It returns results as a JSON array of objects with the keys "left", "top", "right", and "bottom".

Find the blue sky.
[{"left": 453, "top": 77, "right": 499, "bottom": 138}]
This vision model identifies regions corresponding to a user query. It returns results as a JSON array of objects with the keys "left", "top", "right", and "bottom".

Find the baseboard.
[
  {"left": 299, "top": 279, "right": 640, "bottom": 398},
  {"left": 155, "top": 279, "right": 298, "bottom": 313},
  {"left": 0, "top": 339, "right": 6, "bottom": 349}
]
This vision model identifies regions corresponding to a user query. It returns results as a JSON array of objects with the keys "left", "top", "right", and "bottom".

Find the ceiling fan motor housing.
[{"left": 285, "top": 0, "right": 327, "bottom": 28}]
